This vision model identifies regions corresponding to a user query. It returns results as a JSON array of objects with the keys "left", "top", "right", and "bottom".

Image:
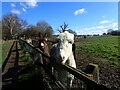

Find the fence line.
[
  {"left": 19, "top": 39, "right": 65, "bottom": 89},
  {"left": 19, "top": 39, "right": 111, "bottom": 90}
]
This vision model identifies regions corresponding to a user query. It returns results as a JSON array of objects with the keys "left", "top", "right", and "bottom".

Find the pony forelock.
[{"left": 57, "top": 31, "right": 74, "bottom": 44}]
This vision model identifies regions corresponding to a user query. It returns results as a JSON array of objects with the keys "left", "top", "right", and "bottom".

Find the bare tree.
[
  {"left": 36, "top": 21, "right": 54, "bottom": 37},
  {"left": 37, "top": 21, "right": 49, "bottom": 32},
  {"left": 45, "top": 26, "right": 54, "bottom": 37},
  {"left": 2, "top": 13, "right": 27, "bottom": 39},
  {"left": 0, "top": 20, "right": 2, "bottom": 39},
  {"left": 58, "top": 22, "right": 68, "bottom": 33},
  {"left": 20, "top": 25, "right": 39, "bottom": 38}
]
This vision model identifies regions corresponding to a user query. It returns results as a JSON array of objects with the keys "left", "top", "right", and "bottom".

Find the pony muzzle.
[{"left": 59, "top": 56, "right": 66, "bottom": 64}]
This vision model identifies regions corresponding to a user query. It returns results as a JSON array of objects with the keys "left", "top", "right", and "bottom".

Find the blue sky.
[{"left": 2, "top": 1, "right": 118, "bottom": 35}]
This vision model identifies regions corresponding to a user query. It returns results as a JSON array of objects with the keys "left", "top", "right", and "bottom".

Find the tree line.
[
  {"left": 103, "top": 29, "right": 120, "bottom": 36},
  {"left": 1, "top": 13, "right": 54, "bottom": 40},
  {"left": 2, "top": 13, "right": 118, "bottom": 40},
  {"left": 1, "top": 13, "right": 77, "bottom": 40}
]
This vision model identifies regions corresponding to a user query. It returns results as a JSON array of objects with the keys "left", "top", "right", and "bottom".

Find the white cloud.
[
  {"left": 27, "top": 2, "right": 38, "bottom": 7},
  {"left": 76, "top": 27, "right": 80, "bottom": 30},
  {"left": 25, "top": 0, "right": 38, "bottom": 8},
  {"left": 82, "top": 26, "right": 106, "bottom": 31},
  {"left": 19, "top": 0, "right": 38, "bottom": 14},
  {"left": 76, "top": 30, "right": 84, "bottom": 35},
  {"left": 96, "top": 26, "right": 106, "bottom": 29},
  {"left": 20, "top": 2, "right": 28, "bottom": 9},
  {"left": 22, "top": 8, "right": 26, "bottom": 12},
  {"left": 93, "top": 30, "right": 102, "bottom": 33},
  {"left": 19, "top": 0, "right": 38, "bottom": 13},
  {"left": 113, "top": 28, "right": 118, "bottom": 30},
  {"left": 76, "top": 22, "right": 118, "bottom": 35},
  {"left": 102, "top": 16, "right": 105, "bottom": 18},
  {"left": 102, "top": 29, "right": 108, "bottom": 32},
  {"left": 83, "top": 27, "right": 96, "bottom": 30},
  {"left": 11, "top": 9, "right": 21, "bottom": 14},
  {"left": 100, "top": 20, "right": 109, "bottom": 24},
  {"left": 11, "top": 3, "right": 16, "bottom": 7},
  {"left": 84, "top": 28, "right": 91, "bottom": 30},
  {"left": 82, "top": 22, "right": 117, "bottom": 31},
  {"left": 74, "top": 8, "right": 87, "bottom": 15},
  {"left": 108, "top": 23, "right": 118, "bottom": 27}
]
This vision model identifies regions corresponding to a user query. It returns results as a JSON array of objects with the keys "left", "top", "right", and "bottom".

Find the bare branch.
[{"left": 59, "top": 22, "right": 69, "bottom": 33}]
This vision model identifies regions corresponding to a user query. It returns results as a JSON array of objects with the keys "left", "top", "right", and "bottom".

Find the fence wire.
[
  {"left": 19, "top": 39, "right": 111, "bottom": 90},
  {"left": 52, "top": 61, "right": 87, "bottom": 89}
]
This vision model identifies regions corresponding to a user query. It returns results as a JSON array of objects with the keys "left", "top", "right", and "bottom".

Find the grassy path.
[
  {"left": 1, "top": 40, "right": 13, "bottom": 67},
  {"left": 2, "top": 41, "right": 26, "bottom": 89},
  {"left": 2, "top": 41, "right": 49, "bottom": 90}
]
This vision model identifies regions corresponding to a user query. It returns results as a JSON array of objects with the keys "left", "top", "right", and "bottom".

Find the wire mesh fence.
[{"left": 52, "top": 63, "right": 87, "bottom": 89}]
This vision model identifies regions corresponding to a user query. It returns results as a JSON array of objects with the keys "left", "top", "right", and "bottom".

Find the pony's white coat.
[{"left": 50, "top": 31, "right": 76, "bottom": 87}]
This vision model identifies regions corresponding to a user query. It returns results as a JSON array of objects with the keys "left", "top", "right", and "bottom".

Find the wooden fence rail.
[{"left": 19, "top": 39, "right": 111, "bottom": 90}]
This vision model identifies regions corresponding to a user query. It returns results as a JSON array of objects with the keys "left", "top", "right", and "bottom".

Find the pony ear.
[
  {"left": 57, "top": 33, "right": 64, "bottom": 40},
  {"left": 68, "top": 33, "right": 74, "bottom": 44}
]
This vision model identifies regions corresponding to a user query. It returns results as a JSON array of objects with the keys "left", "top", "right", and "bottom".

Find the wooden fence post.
[{"left": 85, "top": 63, "right": 99, "bottom": 84}]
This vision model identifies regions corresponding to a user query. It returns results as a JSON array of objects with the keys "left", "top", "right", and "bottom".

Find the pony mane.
[{"left": 57, "top": 31, "right": 74, "bottom": 44}]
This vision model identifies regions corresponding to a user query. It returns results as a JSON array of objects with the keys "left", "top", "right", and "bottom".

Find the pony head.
[{"left": 57, "top": 31, "right": 74, "bottom": 64}]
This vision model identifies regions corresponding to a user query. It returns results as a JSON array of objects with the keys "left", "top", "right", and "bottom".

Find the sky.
[{"left": 1, "top": 1, "right": 118, "bottom": 35}]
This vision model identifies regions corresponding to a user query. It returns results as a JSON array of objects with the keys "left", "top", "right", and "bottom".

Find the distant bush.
[{"left": 107, "top": 29, "right": 120, "bottom": 36}]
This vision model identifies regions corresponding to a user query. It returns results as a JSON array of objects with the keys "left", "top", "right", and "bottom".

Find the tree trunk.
[{"left": 10, "top": 28, "right": 13, "bottom": 36}]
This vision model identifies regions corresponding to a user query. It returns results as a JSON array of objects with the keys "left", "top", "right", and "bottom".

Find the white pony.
[{"left": 50, "top": 31, "right": 76, "bottom": 87}]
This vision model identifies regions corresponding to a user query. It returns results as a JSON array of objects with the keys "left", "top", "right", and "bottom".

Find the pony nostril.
[
  {"left": 62, "top": 56, "right": 65, "bottom": 60},
  {"left": 60, "top": 56, "right": 65, "bottom": 61}
]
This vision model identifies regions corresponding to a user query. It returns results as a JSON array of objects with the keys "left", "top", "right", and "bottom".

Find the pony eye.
[{"left": 68, "top": 41, "right": 72, "bottom": 44}]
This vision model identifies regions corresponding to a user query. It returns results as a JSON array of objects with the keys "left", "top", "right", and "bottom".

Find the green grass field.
[
  {"left": 76, "top": 36, "right": 120, "bottom": 66},
  {"left": 1, "top": 40, "right": 13, "bottom": 66}
]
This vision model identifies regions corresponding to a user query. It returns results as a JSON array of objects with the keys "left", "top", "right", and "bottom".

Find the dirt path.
[
  {"left": 2, "top": 41, "right": 25, "bottom": 89},
  {"left": 2, "top": 41, "right": 54, "bottom": 90}
]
